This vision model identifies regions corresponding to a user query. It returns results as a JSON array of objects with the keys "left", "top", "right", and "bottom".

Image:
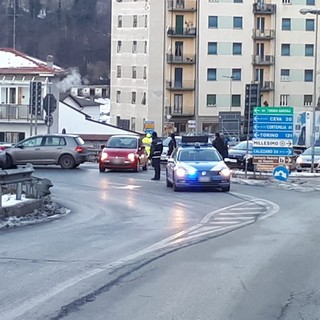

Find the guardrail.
[{"left": 0, "top": 165, "right": 53, "bottom": 208}]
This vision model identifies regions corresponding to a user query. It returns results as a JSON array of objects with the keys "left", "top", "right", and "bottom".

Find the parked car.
[
  {"left": 224, "top": 141, "right": 254, "bottom": 171},
  {"left": 296, "top": 147, "right": 320, "bottom": 172},
  {"left": 0, "top": 149, "right": 6, "bottom": 168},
  {"left": 99, "top": 135, "right": 148, "bottom": 172},
  {"left": 166, "top": 136, "right": 231, "bottom": 192},
  {"left": 4, "top": 134, "right": 88, "bottom": 169}
]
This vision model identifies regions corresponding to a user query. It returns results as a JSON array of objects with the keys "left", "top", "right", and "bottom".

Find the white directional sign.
[{"left": 253, "top": 139, "right": 293, "bottom": 148}]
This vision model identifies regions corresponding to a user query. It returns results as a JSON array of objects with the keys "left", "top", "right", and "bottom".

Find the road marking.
[
  {"left": 1, "top": 193, "right": 279, "bottom": 320},
  {"left": 112, "top": 185, "right": 141, "bottom": 190}
]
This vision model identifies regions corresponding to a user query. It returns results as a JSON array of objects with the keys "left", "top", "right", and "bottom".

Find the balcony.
[
  {"left": 252, "top": 55, "right": 275, "bottom": 65},
  {"left": 253, "top": 2, "right": 276, "bottom": 14},
  {"left": 166, "top": 54, "right": 196, "bottom": 64},
  {"left": 0, "top": 104, "right": 44, "bottom": 121},
  {"left": 170, "top": 108, "right": 195, "bottom": 117},
  {"left": 166, "top": 80, "right": 195, "bottom": 91},
  {"left": 167, "top": 0, "right": 197, "bottom": 12},
  {"left": 252, "top": 29, "right": 275, "bottom": 40},
  {"left": 260, "top": 81, "right": 274, "bottom": 92},
  {"left": 167, "top": 27, "right": 197, "bottom": 38}
]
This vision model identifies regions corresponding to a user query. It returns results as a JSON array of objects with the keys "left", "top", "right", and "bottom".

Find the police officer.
[{"left": 149, "top": 131, "right": 163, "bottom": 180}]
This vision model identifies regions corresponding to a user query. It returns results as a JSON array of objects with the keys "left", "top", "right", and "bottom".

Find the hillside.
[{"left": 0, "top": 0, "right": 111, "bottom": 84}]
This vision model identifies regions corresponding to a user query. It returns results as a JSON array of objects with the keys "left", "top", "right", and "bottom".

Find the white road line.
[{"left": 221, "top": 211, "right": 263, "bottom": 216}]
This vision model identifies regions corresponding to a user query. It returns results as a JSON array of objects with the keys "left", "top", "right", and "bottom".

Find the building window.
[
  {"left": 280, "top": 95, "right": 289, "bottom": 106},
  {"left": 117, "top": 66, "right": 121, "bottom": 78},
  {"left": 306, "top": 19, "right": 315, "bottom": 31},
  {"left": 206, "top": 94, "right": 216, "bottom": 107},
  {"left": 118, "top": 15, "right": 122, "bottom": 28},
  {"left": 305, "top": 44, "right": 314, "bottom": 56},
  {"left": 305, "top": 70, "right": 313, "bottom": 82},
  {"left": 144, "top": 41, "right": 147, "bottom": 53},
  {"left": 132, "top": 66, "right": 137, "bottom": 79},
  {"left": 133, "top": 15, "right": 137, "bottom": 27},
  {"left": 208, "top": 16, "right": 218, "bottom": 28},
  {"left": 4, "top": 87, "right": 17, "bottom": 104},
  {"left": 282, "top": 18, "right": 291, "bottom": 30},
  {"left": 282, "top": 0, "right": 291, "bottom": 4},
  {"left": 131, "top": 117, "right": 136, "bottom": 131},
  {"left": 116, "top": 90, "right": 121, "bottom": 103},
  {"left": 231, "top": 95, "right": 241, "bottom": 107},
  {"left": 281, "top": 44, "right": 290, "bottom": 56},
  {"left": 174, "top": 94, "right": 183, "bottom": 114},
  {"left": 281, "top": 69, "right": 290, "bottom": 81},
  {"left": 232, "top": 68, "right": 241, "bottom": 80},
  {"left": 207, "top": 68, "right": 217, "bottom": 81},
  {"left": 145, "top": 15, "right": 148, "bottom": 28},
  {"left": 304, "top": 95, "right": 313, "bottom": 106},
  {"left": 132, "top": 41, "right": 137, "bottom": 53},
  {"left": 306, "top": 0, "right": 315, "bottom": 5},
  {"left": 233, "top": 17, "right": 243, "bottom": 29},
  {"left": 117, "top": 41, "right": 122, "bottom": 53},
  {"left": 143, "top": 66, "right": 147, "bottom": 79},
  {"left": 208, "top": 42, "right": 217, "bottom": 55},
  {"left": 233, "top": 43, "right": 242, "bottom": 55},
  {"left": 234, "top": 0, "right": 243, "bottom": 2},
  {"left": 141, "top": 92, "right": 146, "bottom": 105},
  {"left": 131, "top": 92, "right": 136, "bottom": 104}
]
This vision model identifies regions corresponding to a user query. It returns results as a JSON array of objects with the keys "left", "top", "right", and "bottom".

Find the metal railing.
[
  {"left": 166, "top": 80, "right": 196, "bottom": 90},
  {"left": 166, "top": 54, "right": 196, "bottom": 64},
  {"left": 0, "top": 104, "right": 44, "bottom": 120},
  {"left": 167, "top": 0, "right": 197, "bottom": 11},
  {"left": 167, "top": 27, "right": 197, "bottom": 37},
  {"left": 0, "top": 165, "right": 52, "bottom": 208}
]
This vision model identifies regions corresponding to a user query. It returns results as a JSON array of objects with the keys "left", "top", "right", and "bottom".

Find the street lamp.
[
  {"left": 223, "top": 75, "right": 234, "bottom": 111},
  {"left": 300, "top": 8, "right": 319, "bottom": 173}
]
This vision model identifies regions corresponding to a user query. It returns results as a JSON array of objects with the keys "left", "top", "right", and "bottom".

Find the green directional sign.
[{"left": 253, "top": 107, "right": 293, "bottom": 115}]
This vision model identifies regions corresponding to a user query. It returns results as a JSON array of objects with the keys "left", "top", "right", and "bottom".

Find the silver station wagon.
[{"left": 3, "top": 134, "right": 89, "bottom": 169}]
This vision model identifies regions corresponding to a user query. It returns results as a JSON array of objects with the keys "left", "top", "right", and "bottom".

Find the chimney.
[{"left": 46, "top": 55, "right": 54, "bottom": 68}]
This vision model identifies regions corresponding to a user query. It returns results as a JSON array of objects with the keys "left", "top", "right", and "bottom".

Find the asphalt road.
[{"left": 0, "top": 163, "right": 318, "bottom": 320}]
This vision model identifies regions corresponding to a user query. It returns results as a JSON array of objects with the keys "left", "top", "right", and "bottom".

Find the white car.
[
  {"left": 296, "top": 147, "right": 320, "bottom": 172},
  {"left": 161, "top": 136, "right": 182, "bottom": 162}
]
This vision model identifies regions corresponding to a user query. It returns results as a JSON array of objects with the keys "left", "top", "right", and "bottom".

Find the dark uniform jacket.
[{"left": 149, "top": 137, "right": 163, "bottom": 159}]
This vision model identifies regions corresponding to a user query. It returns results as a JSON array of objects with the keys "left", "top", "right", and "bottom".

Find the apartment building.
[
  {"left": 111, "top": 0, "right": 320, "bottom": 135},
  {"left": 110, "top": 0, "right": 165, "bottom": 133}
]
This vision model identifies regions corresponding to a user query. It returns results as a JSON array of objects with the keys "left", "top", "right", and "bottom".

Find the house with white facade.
[{"left": 0, "top": 48, "right": 63, "bottom": 143}]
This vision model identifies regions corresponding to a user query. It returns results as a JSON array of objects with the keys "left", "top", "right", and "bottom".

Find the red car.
[{"left": 99, "top": 135, "right": 148, "bottom": 172}]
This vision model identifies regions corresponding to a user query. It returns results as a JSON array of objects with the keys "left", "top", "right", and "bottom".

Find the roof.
[
  {"left": 0, "top": 48, "right": 64, "bottom": 75},
  {"left": 60, "top": 93, "right": 101, "bottom": 108}
]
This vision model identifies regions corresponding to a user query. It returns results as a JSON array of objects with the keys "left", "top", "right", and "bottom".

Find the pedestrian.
[
  {"left": 149, "top": 131, "right": 163, "bottom": 180},
  {"left": 212, "top": 132, "right": 228, "bottom": 159},
  {"left": 167, "top": 132, "right": 177, "bottom": 157}
]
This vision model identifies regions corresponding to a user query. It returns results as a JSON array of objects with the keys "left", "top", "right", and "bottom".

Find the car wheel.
[
  {"left": 99, "top": 166, "right": 105, "bottom": 173},
  {"left": 59, "top": 154, "right": 76, "bottom": 169},
  {"left": 134, "top": 160, "right": 140, "bottom": 172},
  {"left": 172, "top": 176, "right": 180, "bottom": 192},
  {"left": 221, "top": 185, "right": 230, "bottom": 192},
  {"left": 4, "top": 154, "right": 14, "bottom": 169}
]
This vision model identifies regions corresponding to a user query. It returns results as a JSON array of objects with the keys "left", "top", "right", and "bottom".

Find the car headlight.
[
  {"left": 296, "top": 157, "right": 302, "bottom": 164},
  {"left": 176, "top": 167, "right": 186, "bottom": 177},
  {"left": 187, "top": 167, "right": 197, "bottom": 176},
  {"left": 128, "top": 153, "right": 135, "bottom": 162},
  {"left": 220, "top": 168, "right": 231, "bottom": 177},
  {"left": 101, "top": 152, "right": 108, "bottom": 161}
]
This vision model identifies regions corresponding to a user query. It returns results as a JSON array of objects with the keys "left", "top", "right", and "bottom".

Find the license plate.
[
  {"left": 225, "top": 158, "right": 237, "bottom": 163},
  {"left": 198, "top": 176, "right": 211, "bottom": 182},
  {"left": 111, "top": 158, "right": 124, "bottom": 164}
]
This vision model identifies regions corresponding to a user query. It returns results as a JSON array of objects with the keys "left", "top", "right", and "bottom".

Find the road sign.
[
  {"left": 256, "top": 163, "right": 278, "bottom": 172},
  {"left": 253, "top": 156, "right": 280, "bottom": 164},
  {"left": 253, "top": 139, "right": 292, "bottom": 148},
  {"left": 253, "top": 132, "right": 293, "bottom": 139},
  {"left": 253, "top": 115, "right": 293, "bottom": 123},
  {"left": 43, "top": 94, "right": 57, "bottom": 114},
  {"left": 254, "top": 107, "right": 293, "bottom": 115},
  {"left": 253, "top": 106, "right": 294, "bottom": 157},
  {"left": 273, "top": 166, "right": 290, "bottom": 182},
  {"left": 253, "top": 147, "right": 293, "bottom": 156}
]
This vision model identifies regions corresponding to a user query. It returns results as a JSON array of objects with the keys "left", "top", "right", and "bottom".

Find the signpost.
[{"left": 253, "top": 107, "right": 294, "bottom": 172}]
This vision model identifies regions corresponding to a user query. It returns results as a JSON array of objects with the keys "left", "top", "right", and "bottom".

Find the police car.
[{"left": 166, "top": 136, "right": 231, "bottom": 192}]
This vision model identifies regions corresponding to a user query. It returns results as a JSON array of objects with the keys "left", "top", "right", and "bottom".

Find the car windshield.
[
  {"left": 302, "top": 147, "right": 320, "bottom": 156},
  {"left": 76, "top": 137, "right": 85, "bottom": 145},
  {"left": 106, "top": 137, "right": 138, "bottom": 149},
  {"left": 178, "top": 148, "right": 221, "bottom": 162},
  {"left": 232, "top": 141, "right": 253, "bottom": 151}
]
